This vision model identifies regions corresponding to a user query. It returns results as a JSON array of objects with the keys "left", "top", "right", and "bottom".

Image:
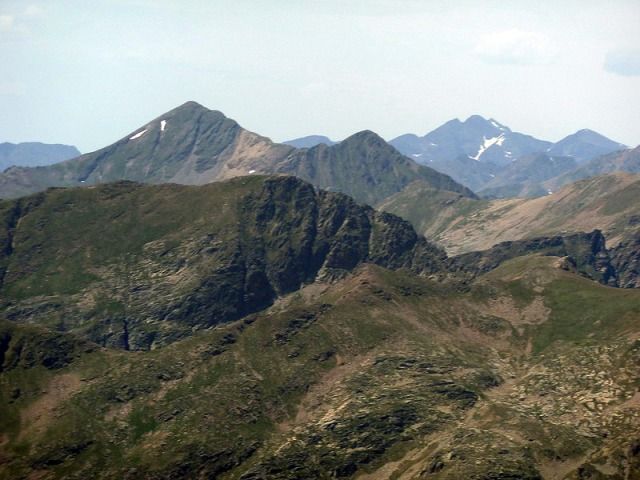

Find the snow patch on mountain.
[
  {"left": 129, "top": 129, "right": 148, "bottom": 140},
  {"left": 471, "top": 134, "right": 505, "bottom": 160}
]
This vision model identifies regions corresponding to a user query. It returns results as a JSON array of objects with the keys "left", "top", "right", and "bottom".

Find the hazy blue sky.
[{"left": 1, "top": 0, "right": 639, "bottom": 152}]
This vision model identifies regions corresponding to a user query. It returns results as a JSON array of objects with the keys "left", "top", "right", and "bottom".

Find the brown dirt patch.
[
  {"left": 479, "top": 296, "right": 550, "bottom": 327},
  {"left": 19, "top": 373, "right": 82, "bottom": 441},
  {"left": 277, "top": 351, "right": 377, "bottom": 432}
]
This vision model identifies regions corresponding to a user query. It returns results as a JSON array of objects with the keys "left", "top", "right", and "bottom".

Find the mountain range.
[
  {"left": 289, "top": 116, "right": 631, "bottom": 196},
  {"left": 3, "top": 106, "right": 635, "bottom": 205},
  {"left": 0, "top": 102, "right": 473, "bottom": 206},
  {"left": 0, "top": 100, "right": 639, "bottom": 479},
  {"left": 0, "top": 142, "right": 80, "bottom": 172},
  {"left": 398, "top": 118, "right": 630, "bottom": 197},
  {"left": 1, "top": 175, "right": 639, "bottom": 479}
]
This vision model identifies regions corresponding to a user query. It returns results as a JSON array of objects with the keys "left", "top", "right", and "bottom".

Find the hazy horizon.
[{"left": 1, "top": 0, "right": 639, "bottom": 153}]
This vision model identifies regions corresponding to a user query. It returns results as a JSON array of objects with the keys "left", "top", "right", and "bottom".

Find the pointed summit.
[
  {"left": 177, "top": 100, "right": 207, "bottom": 110},
  {"left": 164, "top": 100, "right": 208, "bottom": 114},
  {"left": 0, "top": 102, "right": 292, "bottom": 198}
]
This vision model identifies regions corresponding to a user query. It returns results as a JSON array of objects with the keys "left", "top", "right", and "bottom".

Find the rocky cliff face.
[
  {"left": 446, "top": 229, "right": 640, "bottom": 289},
  {"left": 447, "top": 230, "right": 618, "bottom": 286},
  {"left": 153, "top": 176, "right": 447, "bottom": 340},
  {"left": 610, "top": 232, "right": 640, "bottom": 288}
]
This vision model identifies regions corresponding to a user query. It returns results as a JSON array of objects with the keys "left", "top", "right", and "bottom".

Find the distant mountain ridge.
[
  {"left": 389, "top": 116, "right": 630, "bottom": 197},
  {"left": 390, "top": 115, "right": 552, "bottom": 167},
  {"left": 2, "top": 107, "right": 633, "bottom": 202},
  {"left": 0, "top": 142, "right": 80, "bottom": 171},
  {"left": 0, "top": 102, "right": 474, "bottom": 205}
]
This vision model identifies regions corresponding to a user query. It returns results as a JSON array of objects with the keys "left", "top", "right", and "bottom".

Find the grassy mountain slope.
[
  {"left": 2, "top": 175, "right": 629, "bottom": 355},
  {"left": 380, "top": 173, "right": 640, "bottom": 255},
  {"left": 0, "top": 102, "right": 473, "bottom": 206},
  {"left": 2, "top": 172, "right": 634, "bottom": 360},
  {"left": 1, "top": 255, "right": 639, "bottom": 479}
]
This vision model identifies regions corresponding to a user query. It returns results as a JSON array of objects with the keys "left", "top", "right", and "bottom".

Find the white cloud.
[{"left": 474, "top": 29, "right": 557, "bottom": 65}]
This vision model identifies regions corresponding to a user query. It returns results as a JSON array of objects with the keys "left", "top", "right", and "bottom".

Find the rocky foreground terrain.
[{"left": 0, "top": 176, "right": 638, "bottom": 479}]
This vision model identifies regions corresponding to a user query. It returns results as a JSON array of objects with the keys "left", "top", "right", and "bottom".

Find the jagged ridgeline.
[
  {"left": 1, "top": 176, "right": 639, "bottom": 479},
  {"left": 0, "top": 102, "right": 475, "bottom": 206}
]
